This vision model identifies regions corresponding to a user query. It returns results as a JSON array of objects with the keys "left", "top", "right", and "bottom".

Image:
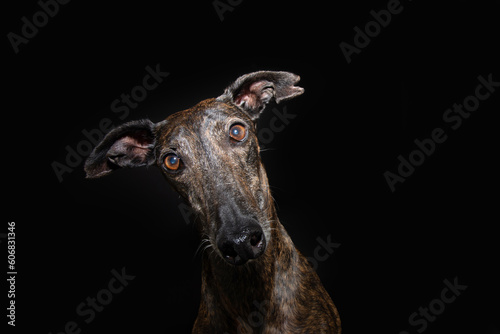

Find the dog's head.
[{"left": 85, "top": 71, "right": 304, "bottom": 265}]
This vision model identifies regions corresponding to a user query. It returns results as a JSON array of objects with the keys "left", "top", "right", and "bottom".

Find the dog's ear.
[
  {"left": 84, "top": 119, "right": 157, "bottom": 178},
  {"left": 217, "top": 71, "right": 304, "bottom": 121}
]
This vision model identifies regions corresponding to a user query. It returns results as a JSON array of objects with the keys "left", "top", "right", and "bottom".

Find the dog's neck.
[
  {"left": 199, "top": 208, "right": 303, "bottom": 326},
  {"left": 194, "top": 181, "right": 340, "bottom": 333}
]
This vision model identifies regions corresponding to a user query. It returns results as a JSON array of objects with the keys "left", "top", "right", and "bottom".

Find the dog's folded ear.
[
  {"left": 217, "top": 71, "right": 304, "bottom": 121},
  {"left": 84, "top": 119, "right": 157, "bottom": 178}
]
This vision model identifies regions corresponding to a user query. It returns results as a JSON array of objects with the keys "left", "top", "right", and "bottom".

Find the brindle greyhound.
[{"left": 84, "top": 71, "right": 341, "bottom": 333}]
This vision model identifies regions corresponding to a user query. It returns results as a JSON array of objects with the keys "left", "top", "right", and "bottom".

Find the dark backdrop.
[{"left": 5, "top": 0, "right": 499, "bottom": 333}]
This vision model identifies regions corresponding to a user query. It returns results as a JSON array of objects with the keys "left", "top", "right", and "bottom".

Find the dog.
[{"left": 85, "top": 71, "right": 341, "bottom": 333}]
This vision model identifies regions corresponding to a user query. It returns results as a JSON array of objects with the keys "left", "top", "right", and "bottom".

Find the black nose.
[{"left": 217, "top": 227, "right": 266, "bottom": 265}]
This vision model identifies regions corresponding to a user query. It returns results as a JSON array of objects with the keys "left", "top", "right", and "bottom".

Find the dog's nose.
[{"left": 217, "top": 227, "right": 266, "bottom": 265}]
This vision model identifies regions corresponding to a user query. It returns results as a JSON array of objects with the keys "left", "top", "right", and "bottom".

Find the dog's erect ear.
[
  {"left": 216, "top": 71, "right": 304, "bottom": 121},
  {"left": 84, "top": 119, "right": 157, "bottom": 178}
]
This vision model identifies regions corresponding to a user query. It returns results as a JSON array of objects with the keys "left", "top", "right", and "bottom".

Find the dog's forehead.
[{"left": 158, "top": 99, "right": 246, "bottom": 136}]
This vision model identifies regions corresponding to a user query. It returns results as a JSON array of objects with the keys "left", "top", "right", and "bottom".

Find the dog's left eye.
[
  {"left": 164, "top": 154, "right": 181, "bottom": 171},
  {"left": 229, "top": 124, "right": 247, "bottom": 142}
]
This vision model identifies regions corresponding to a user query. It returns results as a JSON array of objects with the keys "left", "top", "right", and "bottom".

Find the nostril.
[
  {"left": 249, "top": 230, "right": 266, "bottom": 259},
  {"left": 250, "top": 231, "right": 263, "bottom": 247},
  {"left": 217, "top": 227, "right": 266, "bottom": 265},
  {"left": 220, "top": 241, "right": 238, "bottom": 259}
]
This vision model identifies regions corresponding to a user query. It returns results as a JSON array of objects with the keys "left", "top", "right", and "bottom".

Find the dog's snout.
[{"left": 217, "top": 226, "right": 266, "bottom": 266}]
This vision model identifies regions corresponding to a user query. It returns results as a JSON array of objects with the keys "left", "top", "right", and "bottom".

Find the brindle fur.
[{"left": 85, "top": 71, "right": 341, "bottom": 333}]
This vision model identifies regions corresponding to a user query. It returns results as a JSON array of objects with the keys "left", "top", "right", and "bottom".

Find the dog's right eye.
[
  {"left": 164, "top": 154, "right": 181, "bottom": 171},
  {"left": 229, "top": 124, "right": 247, "bottom": 142}
]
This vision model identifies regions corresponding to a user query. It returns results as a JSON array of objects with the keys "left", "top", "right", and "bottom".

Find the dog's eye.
[
  {"left": 164, "top": 154, "right": 181, "bottom": 171},
  {"left": 229, "top": 124, "right": 247, "bottom": 142}
]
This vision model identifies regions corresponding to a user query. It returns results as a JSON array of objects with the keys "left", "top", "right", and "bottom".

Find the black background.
[{"left": 4, "top": 0, "right": 500, "bottom": 333}]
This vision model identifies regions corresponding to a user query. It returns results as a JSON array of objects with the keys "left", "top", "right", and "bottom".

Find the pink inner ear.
[
  {"left": 121, "top": 136, "right": 150, "bottom": 158},
  {"left": 234, "top": 87, "right": 258, "bottom": 109},
  {"left": 120, "top": 135, "right": 151, "bottom": 150},
  {"left": 234, "top": 81, "right": 271, "bottom": 111},
  {"left": 108, "top": 130, "right": 153, "bottom": 163}
]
